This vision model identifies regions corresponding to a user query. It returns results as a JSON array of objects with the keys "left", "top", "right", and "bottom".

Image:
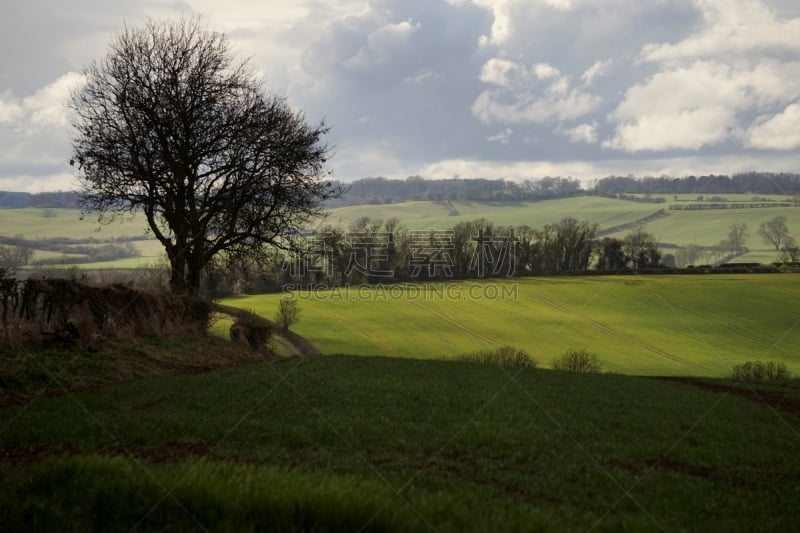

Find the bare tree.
[
  {"left": 778, "top": 242, "right": 800, "bottom": 264},
  {"left": 0, "top": 245, "right": 33, "bottom": 275},
  {"left": 71, "top": 18, "right": 340, "bottom": 295},
  {"left": 726, "top": 223, "right": 748, "bottom": 254},
  {"left": 757, "top": 216, "right": 791, "bottom": 251},
  {"left": 623, "top": 227, "right": 661, "bottom": 269}
]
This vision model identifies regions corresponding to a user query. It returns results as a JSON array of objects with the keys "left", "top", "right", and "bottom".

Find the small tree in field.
[
  {"left": 758, "top": 216, "right": 792, "bottom": 251},
  {"left": 275, "top": 298, "right": 300, "bottom": 332},
  {"left": 70, "top": 17, "right": 340, "bottom": 295},
  {"left": 726, "top": 223, "right": 748, "bottom": 254}
]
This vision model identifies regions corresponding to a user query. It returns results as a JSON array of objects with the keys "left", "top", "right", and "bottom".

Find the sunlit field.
[{"left": 223, "top": 274, "right": 800, "bottom": 377}]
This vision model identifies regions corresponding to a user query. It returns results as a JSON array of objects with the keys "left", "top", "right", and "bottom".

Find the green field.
[
  {"left": 605, "top": 206, "right": 800, "bottom": 248},
  {"left": 2, "top": 354, "right": 799, "bottom": 531},
  {"left": 3, "top": 195, "right": 800, "bottom": 268},
  {"left": 223, "top": 275, "right": 800, "bottom": 377},
  {"left": 324, "top": 196, "right": 659, "bottom": 231},
  {"left": 0, "top": 208, "right": 148, "bottom": 240}
]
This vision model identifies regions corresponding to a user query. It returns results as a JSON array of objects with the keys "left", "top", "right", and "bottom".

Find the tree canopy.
[{"left": 70, "top": 17, "right": 339, "bottom": 294}]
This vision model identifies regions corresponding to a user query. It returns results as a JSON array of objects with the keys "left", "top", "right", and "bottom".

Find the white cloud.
[
  {"left": 604, "top": 0, "right": 800, "bottom": 153},
  {"left": 0, "top": 172, "right": 75, "bottom": 193},
  {"left": 606, "top": 57, "right": 800, "bottom": 152},
  {"left": 473, "top": 58, "right": 600, "bottom": 124},
  {"left": 0, "top": 95, "right": 23, "bottom": 125},
  {"left": 0, "top": 72, "right": 85, "bottom": 190},
  {"left": 605, "top": 62, "right": 744, "bottom": 151},
  {"left": 641, "top": 0, "right": 800, "bottom": 63},
  {"left": 563, "top": 122, "right": 598, "bottom": 144},
  {"left": 478, "top": 58, "right": 517, "bottom": 87},
  {"left": 419, "top": 152, "right": 800, "bottom": 183},
  {"left": 0, "top": 72, "right": 84, "bottom": 133},
  {"left": 473, "top": 0, "right": 515, "bottom": 46},
  {"left": 344, "top": 20, "right": 421, "bottom": 71},
  {"left": 581, "top": 58, "right": 612, "bottom": 86},
  {"left": 403, "top": 68, "right": 441, "bottom": 84},
  {"left": 534, "top": 63, "right": 560, "bottom": 79},
  {"left": 487, "top": 128, "right": 513, "bottom": 144},
  {"left": 747, "top": 102, "right": 800, "bottom": 150}
]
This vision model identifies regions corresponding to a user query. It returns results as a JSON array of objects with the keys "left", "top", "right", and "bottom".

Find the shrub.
[
  {"left": 275, "top": 298, "right": 300, "bottom": 332},
  {"left": 552, "top": 348, "right": 602, "bottom": 373},
  {"left": 731, "top": 360, "right": 791, "bottom": 382},
  {"left": 455, "top": 346, "right": 537, "bottom": 369}
]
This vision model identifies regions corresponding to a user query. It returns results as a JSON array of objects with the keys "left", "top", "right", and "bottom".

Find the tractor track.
[
  {"left": 529, "top": 294, "right": 711, "bottom": 373},
  {"left": 410, "top": 301, "right": 503, "bottom": 349},
  {"left": 642, "top": 287, "right": 776, "bottom": 351}
]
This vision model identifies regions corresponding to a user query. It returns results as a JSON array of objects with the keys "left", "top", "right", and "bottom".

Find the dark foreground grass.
[
  {"left": 0, "top": 336, "right": 261, "bottom": 407},
  {"left": 2, "top": 355, "right": 800, "bottom": 531}
]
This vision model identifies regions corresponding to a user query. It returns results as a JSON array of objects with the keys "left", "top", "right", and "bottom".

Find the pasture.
[
  {"left": 2, "top": 354, "right": 799, "bottom": 531},
  {"left": 223, "top": 275, "right": 800, "bottom": 377},
  {"left": 3, "top": 194, "right": 800, "bottom": 268},
  {"left": 324, "top": 196, "right": 659, "bottom": 231},
  {"left": 604, "top": 206, "right": 800, "bottom": 248},
  {"left": 0, "top": 208, "right": 148, "bottom": 240}
]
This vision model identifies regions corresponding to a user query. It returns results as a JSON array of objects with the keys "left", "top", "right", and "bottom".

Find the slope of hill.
[
  {"left": 2, "top": 194, "right": 799, "bottom": 268},
  {"left": 223, "top": 275, "right": 800, "bottom": 377},
  {"left": 1, "top": 354, "right": 798, "bottom": 531},
  {"left": 323, "top": 196, "right": 660, "bottom": 232}
]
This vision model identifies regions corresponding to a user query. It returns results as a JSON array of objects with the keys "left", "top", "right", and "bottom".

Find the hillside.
[
  {"left": 1, "top": 354, "right": 798, "bottom": 531},
  {"left": 2, "top": 194, "right": 800, "bottom": 268},
  {"left": 223, "top": 275, "right": 800, "bottom": 377}
]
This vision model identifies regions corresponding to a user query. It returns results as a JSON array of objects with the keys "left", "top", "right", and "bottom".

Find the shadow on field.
[{"left": 653, "top": 376, "right": 800, "bottom": 418}]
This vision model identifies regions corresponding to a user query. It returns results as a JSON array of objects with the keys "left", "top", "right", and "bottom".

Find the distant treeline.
[
  {"left": 3, "top": 172, "right": 800, "bottom": 208},
  {"left": 327, "top": 172, "right": 800, "bottom": 206},
  {"left": 0, "top": 190, "right": 80, "bottom": 208},
  {"left": 592, "top": 172, "right": 800, "bottom": 196},
  {"left": 323, "top": 176, "right": 582, "bottom": 206}
]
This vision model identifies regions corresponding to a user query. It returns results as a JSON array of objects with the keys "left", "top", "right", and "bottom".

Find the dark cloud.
[{"left": 296, "top": 0, "right": 495, "bottom": 176}]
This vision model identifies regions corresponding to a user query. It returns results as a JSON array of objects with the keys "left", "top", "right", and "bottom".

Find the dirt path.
[{"left": 211, "top": 303, "right": 321, "bottom": 356}]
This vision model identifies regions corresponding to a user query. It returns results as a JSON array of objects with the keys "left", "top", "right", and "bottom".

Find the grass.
[
  {"left": 0, "top": 208, "right": 149, "bottom": 240},
  {"left": 323, "top": 196, "right": 660, "bottom": 231},
  {"left": 0, "top": 336, "right": 261, "bottom": 407},
  {"left": 2, "top": 354, "right": 800, "bottom": 530},
  {"left": 606, "top": 206, "right": 800, "bottom": 248},
  {"left": 222, "top": 275, "right": 800, "bottom": 377},
  {"left": 3, "top": 195, "right": 799, "bottom": 269}
]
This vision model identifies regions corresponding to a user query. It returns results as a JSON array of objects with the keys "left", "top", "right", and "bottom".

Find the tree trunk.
[
  {"left": 168, "top": 244, "right": 190, "bottom": 295},
  {"left": 186, "top": 254, "right": 205, "bottom": 297},
  {"left": 169, "top": 258, "right": 188, "bottom": 295}
]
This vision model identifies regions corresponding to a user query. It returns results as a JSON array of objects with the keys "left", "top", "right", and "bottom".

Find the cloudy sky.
[{"left": 2, "top": 0, "right": 800, "bottom": 191}]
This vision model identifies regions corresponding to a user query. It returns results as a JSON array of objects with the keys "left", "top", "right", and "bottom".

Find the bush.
[
  {"left": 552, "top": 348, "right": 602, "bottom": 373},
  {"left": 275, "top": 298, "right": 300, "bottom": 332},
  {"left": 731, "top": 360, "right": 791, "bottom": 382},
  {"left": 455, "top": 346, "right": 537, "bottom": 369},
  {"left": 1, "top": 278, "right": 209, "bottom": 349}
]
